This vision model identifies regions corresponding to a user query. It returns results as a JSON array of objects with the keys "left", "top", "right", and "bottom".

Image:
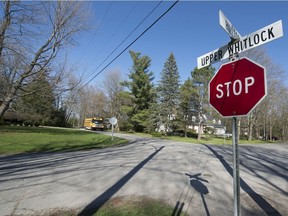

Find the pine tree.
[
  {"left": 179, "top": 78, "right": 198, "bottom": 137},
  {"left": 15, "top": 73, "right": 55, "bottom": 125},
  {"left": 158, "top": 53, "right": 180, "bottom": 135},
  {"left": 122, "top": 51, "right": 155, "bottom": 132},
  {"left": 191, "top": 65, "right": 215, "bottom": 140}
]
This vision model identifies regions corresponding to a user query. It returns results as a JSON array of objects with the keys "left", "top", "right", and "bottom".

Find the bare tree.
[
  {"left": 278, "top": 86, "right": 288, "bottom": 140},
  {"left": 102, "top": 70, "right": 124, "bottom": 118},
  {"left": 239, "top": 47, "right": 285, "bottom": 140},
  {"left": 58, "top": 70, "right": 83, "bottom": 125},
  {"left": 0, "top": 1, "right": 90, "bottom": 119},
  {"left": 76, "top": 84, "right": 108, "bottom": 127}
]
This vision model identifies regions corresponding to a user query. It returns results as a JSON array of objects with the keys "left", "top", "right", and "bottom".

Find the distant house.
[
  {"left": 156, "top": 114, "right": 226, "bottom": 136},
  {"left": 189, "top": 117, "right": 226, "bottom": 136},
  {"left": 213, "top": 124, "right": 226, "bottom": 136}
]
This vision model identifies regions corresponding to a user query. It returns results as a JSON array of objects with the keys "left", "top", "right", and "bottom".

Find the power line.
[
  {"left": 77, "top": 2, "right": 113, "bottom": 66},
  {"left": 82, "top": 1, "right": 163, "bottom": 85},
  {"left": 83, "top": 1, "right": 148, "bottom": 83},
  {"left": 90, "top": 2, "right": 138, "bottom": 67},
  {"left": 82, "top": 0, "right": 179, "bottom": 89}
]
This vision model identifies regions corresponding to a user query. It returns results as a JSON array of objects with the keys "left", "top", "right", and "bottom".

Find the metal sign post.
[
  {"left": 230, "top": 54, "right": 241, "bottom": 216},
  {"left": 109, "top": 117, "right": 118, "bottom": 141},
  {"left": 111, "top": 123, "right": 114, "bottom": 141},
  {"left": 233, "top": 117, "right": 240, "bottom": 216}
]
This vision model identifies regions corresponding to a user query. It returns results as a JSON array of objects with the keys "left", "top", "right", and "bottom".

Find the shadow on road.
[
  {"left": 185, "top": 173, "right": 210, "bottom": 216},
  {"left": 240, "top": 145, "right": 288, "bottom": 196},
  {"left": 78, "top": 146, "right": 165, "bottom": 216},
  {"left": 172, "top": 173, "right": 210, "bottom": 216},
  {"left": 204, "top": 144, "right": 282, "bottom": 216},
  {"left": 172, "top": 201, "right": 185, "bottom": 216},
  {"left": 0, "top": 140, "right": 151, "bottom": 186}
]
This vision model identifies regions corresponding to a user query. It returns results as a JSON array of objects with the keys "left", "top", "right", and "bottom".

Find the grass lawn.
[
  {"left": 114, "top": 130, "right": 276, "bottom": 145},
  {"left": 123, "top": 131, "right": 275, "bottom": 145},
  {"left": 0, "top": 126, "right": 128, "bottom": 155},
  {"left": 29, "top": 196, "right": 187, "bottom": 216},
  {"left": 163, "top": 135, "right": 275, "bottom": 145},
  {"left": 93, "top": 196, "right": 187, "bottom": 216}
]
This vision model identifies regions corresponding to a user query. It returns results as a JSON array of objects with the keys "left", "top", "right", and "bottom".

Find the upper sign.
[
  {"left": 209, "top": 57, "right": 267, "bottom": 117},
  {"left": 197, "top": 20, "right": 283, "bottom": 69},
  {"left": 219, "top": 10, "right": 241, "bottom": 39}
]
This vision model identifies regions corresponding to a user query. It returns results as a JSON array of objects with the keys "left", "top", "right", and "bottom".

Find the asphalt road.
[{"left": 0, "top": 132, "right": 287, "bottom": 216}]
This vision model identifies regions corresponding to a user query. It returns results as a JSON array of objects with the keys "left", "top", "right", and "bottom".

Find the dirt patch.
[
  {"left": 103, "top": 195, "right": 167, "bottom": 208},
  {"left": 10, "top": 207, "right": 79, "bottom": 216},
  {"left": 11, "top": 196, "right": 172, "bottom": 216}
]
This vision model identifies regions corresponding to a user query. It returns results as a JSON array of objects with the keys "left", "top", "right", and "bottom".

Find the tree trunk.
[
  {"left": 184, "top": 125, "right": 187, "bottom": 138},
  {"left": 0, "top": 93, "right": 14, "bottom": 119},
  {"left": 0, "top": 102, "right": 9, "bottom": 120},
  {"left": 237, "top": 118, "right": 241, "bottom": 141},
  {"left": 197, "top": 122, "right": 202, "bottom": 140},
  {"left": 256, "top": 127, "right": 260, "bottom": 140},
  {"left": 281, "top": 123, "right": 285, "bottom": 140},
  {"left": 248, "top": 117, "right": 253, "bottom": 141},
  {"left": 269, "top": 123, "right": 273, "bottom": 140},
  {"left": 263, "top": 115, "right": 267, "bottom": 140}
]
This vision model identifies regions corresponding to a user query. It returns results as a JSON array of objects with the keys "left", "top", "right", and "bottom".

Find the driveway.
[{"left": 0, "top": 132, "right": 287, "bottom": 215}]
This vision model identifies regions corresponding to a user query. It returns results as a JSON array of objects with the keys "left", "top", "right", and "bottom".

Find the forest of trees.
[{"left": 1, "top": 1, "right": 288, "bottom": 141}]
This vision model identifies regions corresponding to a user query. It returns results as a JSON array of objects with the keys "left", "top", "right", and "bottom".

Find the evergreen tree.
[
  {"left": 179, "top": 78, "right": 198, "bottom": 137},
  {"left": 15, "top": 73, "right": 55, "bottom": 125},
  {"left": 191, "top": 65, "right": 215, "bottom": 140},
  {"left": 122, "top": 51, "right": 155, "bottom": 132},
  {"left": 23, "top": 77, "right": 54, "bottom": 116},
  {"left": 157, "top": 53, "right": 180, "bottom": 135},
  {"left": 145, "top": 102, "right": 160, "bottom": 133}
]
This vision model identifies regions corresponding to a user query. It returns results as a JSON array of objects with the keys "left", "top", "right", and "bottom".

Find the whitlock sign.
[{"left": 197, "top": 20, "right": 283, "bottom": 69}]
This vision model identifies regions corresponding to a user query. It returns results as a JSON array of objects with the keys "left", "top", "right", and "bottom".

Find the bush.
[
  {"left": 42, "top": 118, "right": 51, "bottom": 126},
  {"left": 0, "top": 119, "right": 5, "bottom": 126},
  {"left": 23, "top": 120, "right": 33, "bottom": 127},
  {"left": 118, "top": 120, "right": 133, "bottom": 132},
  {"left": 33, "top": 121, "right": 40, "bottom": 127},
  {"left": 186, "top": 129, "right": 198, "bottom": 138}
]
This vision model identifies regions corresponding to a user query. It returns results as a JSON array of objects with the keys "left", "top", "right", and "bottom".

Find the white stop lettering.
[{"left": 216, "top": 76, "right": 255, "bottom": 98}]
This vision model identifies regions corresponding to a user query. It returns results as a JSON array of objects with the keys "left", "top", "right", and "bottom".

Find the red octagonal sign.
[{"left": 209, "top": 57, "right": 267, "bottom": 117}]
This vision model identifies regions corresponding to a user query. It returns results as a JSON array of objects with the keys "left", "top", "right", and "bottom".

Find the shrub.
[
  {"left": 33, "top": 121, "right": 40, "bottom": 127},
  {"left": 186, "top": 129, "right": 198, "bottom": 138},
  {"left": 23, "top": 120, "right": 33, "bottom": 127}
]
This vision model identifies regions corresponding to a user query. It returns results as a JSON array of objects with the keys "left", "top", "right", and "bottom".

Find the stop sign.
[{"left": 209, "top": 57, "right": 267, "bottom": 117}]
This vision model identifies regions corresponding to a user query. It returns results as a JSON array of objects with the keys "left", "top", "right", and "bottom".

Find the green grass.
[
  {"left": 0, "top": 126, "right": 128, "bottom": 155},
  {"left": 163, "top": 135, "right": 275, "bottom": 145},
  {"left": 114, "top": 130, "right": 276, "bottom": 145},
  {"left": 164, "top": 135, "right": 232, "bottom": 144},
  {"left": 0, "top": 125, "right": 274, "bottom": 155},
  {"left": 94, "top": 197, "right": 187, "bottom": 216},
  {"left": 22, "top": 197, "right": 187, "bottom": 216}
]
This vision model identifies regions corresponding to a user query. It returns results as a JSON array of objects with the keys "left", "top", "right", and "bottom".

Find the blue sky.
[{"left": 67, "top": 1, "right": 288, "bottom": 86}]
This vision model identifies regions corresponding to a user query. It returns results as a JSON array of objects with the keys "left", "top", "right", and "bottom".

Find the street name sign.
[
  {"left": 219, "top": 10, "right": 241, "bottom": 39},
  {"left": 209, "top": 57, "right": 267, "bottom": 117},
  {"left": 197, "top": 20, "right": 283, "bottom": 69}
]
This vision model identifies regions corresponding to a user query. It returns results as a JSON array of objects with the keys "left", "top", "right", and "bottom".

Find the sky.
[{"left": 66, "top": 1, "right": 288, "bottom": 87}]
